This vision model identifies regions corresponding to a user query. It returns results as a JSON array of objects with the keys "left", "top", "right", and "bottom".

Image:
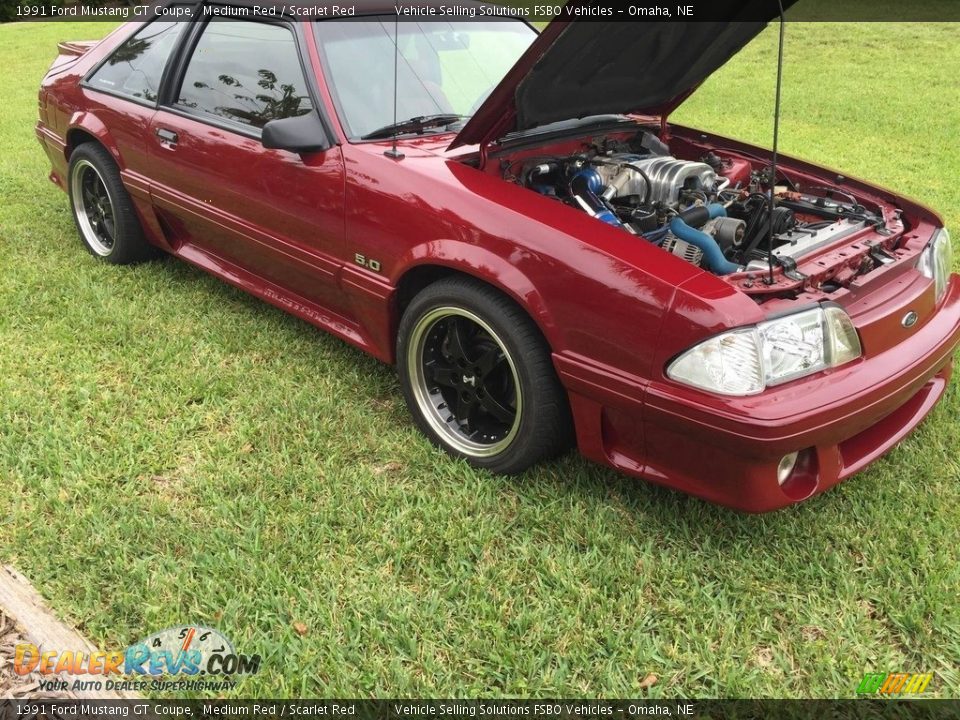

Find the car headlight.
[
  {"left": 918, "top": 228, "right": 953, "bottom": 302},
  {"left": 667, "top": 306, "right": 862, "bottom": 396}
]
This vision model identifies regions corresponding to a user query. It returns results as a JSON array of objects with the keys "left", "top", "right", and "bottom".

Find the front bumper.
[{"left": 558, "top": 273, "right": 960, "bottom": 512}]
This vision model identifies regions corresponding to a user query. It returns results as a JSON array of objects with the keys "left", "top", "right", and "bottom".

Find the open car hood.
[{"left": 449, "top": 0, "right": 796, "bottom": 150}]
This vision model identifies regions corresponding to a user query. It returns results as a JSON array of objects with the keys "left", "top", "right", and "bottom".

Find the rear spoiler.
[
  {"left": 47, "top": 39, "right": 97, "bottom": 76},
  {"left": 57, "top": 40, "right": 97, "bottom": 57}
]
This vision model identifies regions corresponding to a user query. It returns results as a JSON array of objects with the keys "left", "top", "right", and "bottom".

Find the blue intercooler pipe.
[
  {"left": 569, "top": 168, "right": 623, "bottom": 227},
  {"left": 669, "top": 204, "right": 741, "bottom": 275}
]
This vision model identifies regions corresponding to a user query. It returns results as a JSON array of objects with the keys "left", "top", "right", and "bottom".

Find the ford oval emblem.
[{"left": 902, "top": 311, "right": 919, "bottom": 328}]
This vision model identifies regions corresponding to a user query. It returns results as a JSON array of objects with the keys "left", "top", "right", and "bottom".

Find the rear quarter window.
[{"left": 88, "top": 21, "right": 184, "bottom": 103}]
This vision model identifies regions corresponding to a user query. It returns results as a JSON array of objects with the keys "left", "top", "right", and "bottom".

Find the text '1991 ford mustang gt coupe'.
[{"left": 36, "top": 1, "right": 959, "bottom": 511}]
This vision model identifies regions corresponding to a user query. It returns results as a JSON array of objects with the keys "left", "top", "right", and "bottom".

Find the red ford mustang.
[{"left": 36, "top": 2, "right": 959, "bottom": 511}]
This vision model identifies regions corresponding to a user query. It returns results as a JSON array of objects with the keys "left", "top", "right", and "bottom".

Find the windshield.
[{"left": 314, "top": 18, "right": 536, "bottom": 140}]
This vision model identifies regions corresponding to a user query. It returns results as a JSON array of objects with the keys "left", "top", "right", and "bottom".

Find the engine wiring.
[{"left": 503, "top": 130, "right": 889, "bottom": 293}]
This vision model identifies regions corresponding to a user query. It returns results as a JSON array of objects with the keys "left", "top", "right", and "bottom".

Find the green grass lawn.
[{"left": 1, "top": 20, "right": 958, "bottom": 698}]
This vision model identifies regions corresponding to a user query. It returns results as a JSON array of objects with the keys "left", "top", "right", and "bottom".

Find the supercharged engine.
[{"left": 512, "top": 133, "right": 885, "bottom": 279}]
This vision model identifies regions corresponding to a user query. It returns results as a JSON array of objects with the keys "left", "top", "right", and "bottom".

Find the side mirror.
[{"left": 261, "top": 113, "right": 331, "bottom": 153}]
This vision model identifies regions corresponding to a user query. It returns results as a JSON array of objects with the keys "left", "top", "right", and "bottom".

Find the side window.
[
  {"left": 175, "top": 20, "right": 313, "bottom": 131},
  {"left": 88, "top": 21, "right": 184, "bottom": 103}
]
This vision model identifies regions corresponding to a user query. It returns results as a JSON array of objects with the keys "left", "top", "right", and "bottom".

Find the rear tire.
[
  {"left": 397, "top": 276, "right": 572, "bottom": 474},
  {"left": 68, "top": 143, "right": 155, "bottom": 264}
]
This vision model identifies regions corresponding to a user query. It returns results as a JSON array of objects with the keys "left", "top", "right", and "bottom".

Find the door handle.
[{"left": 155, "top": 128, "right": 179, "bottom": 144}]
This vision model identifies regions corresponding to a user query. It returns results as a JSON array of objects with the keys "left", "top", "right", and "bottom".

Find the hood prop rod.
[
  {"left": 765, "top": 0, "right": 786, "bottom": 286},
  {"left": 385, "top": 17, "right": 404, "bottom": 160}
]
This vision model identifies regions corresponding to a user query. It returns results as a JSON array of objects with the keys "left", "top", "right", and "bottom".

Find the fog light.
[{"left": 777, "top": 452, "right": 799, "bottom": 485}]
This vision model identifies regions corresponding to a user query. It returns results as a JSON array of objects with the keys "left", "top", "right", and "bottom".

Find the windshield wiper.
[{"left": 361, "top": 114, "right": 467, "bottom": 141}]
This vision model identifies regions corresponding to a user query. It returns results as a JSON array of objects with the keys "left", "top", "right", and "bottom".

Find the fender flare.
[
  {"left": 392, "top": 240, "right": 563, "bottom": 356},
  {"left": 65, "top": 111, "right": 124, "bottom": 168}
]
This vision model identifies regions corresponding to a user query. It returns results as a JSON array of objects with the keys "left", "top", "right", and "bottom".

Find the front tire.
[
  {"left": 68, "top": 143, "right": 155, "bottom": 264},
  {"left": 397, "top": 276, "right": 572, "bottom": 474}
]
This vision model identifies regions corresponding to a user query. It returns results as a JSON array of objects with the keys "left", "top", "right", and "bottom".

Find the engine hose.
[
  {"left": 570, "top": 169, "right": 622, "bottom": 227},
  {"left": 668, "top": 203, "right": 741, "bottom": 275}
]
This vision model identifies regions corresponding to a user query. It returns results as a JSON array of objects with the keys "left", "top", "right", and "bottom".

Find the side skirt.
[{"left": 172, "top": 242, "right": 388, "bottom": 361}]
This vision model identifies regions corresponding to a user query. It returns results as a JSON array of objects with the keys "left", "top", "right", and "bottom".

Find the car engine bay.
[{"left": 504, "top": 130, "right": 902, "bottom": 294}]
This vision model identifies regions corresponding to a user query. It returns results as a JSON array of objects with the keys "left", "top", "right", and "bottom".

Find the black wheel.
[
  {"left": 397, "top": 276, "right": 572, "bottom": 474},
  {"left": 68, "top": 143, "right": 155, "bottom": 264}
]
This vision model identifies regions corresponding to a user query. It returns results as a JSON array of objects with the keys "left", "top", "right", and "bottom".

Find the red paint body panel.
[
  {"left": 36, "top": 19, "right": 959, "bottom": 512},
  {"left": 146, "top": 109, "right": 350, "bottom": 314}
]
